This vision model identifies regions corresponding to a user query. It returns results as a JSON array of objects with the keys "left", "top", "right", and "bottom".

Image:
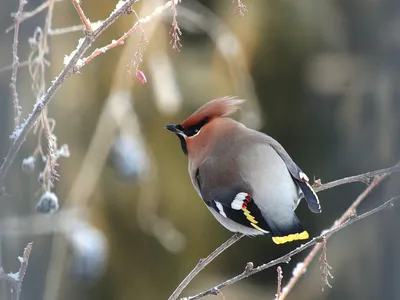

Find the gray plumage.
[
  {"left": 190, "top": 119, "right": 304, "bottom": 236},
  {"left": 166, "top": 97, "right": 321, "bottom": 244}
]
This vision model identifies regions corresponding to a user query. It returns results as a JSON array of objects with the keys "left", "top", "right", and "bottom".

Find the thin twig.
[
  {"left": 184, "top": 192, "right": 400, "bottom": 300},
  {"left": 0, "top": 242, "right": 33, "bottom": 300},
  {"left": 276, "top": 266, "right": 283, "bottom": 299},
  {"left": 42, "top": 2, "right": 165, "bottom": 296},
  {"left": 0, "top": 60, "right": 30, "bottom": 73},
  {"left": 6, "top": 0, "right": 64, "bottom": 33},
  {"left": 49, "top": 22, "right": 105, "bottom": 36},
  {"left": 278, "top": 175, "right": 388, "bottom": 299},
  {"left": 71, "top": 0, "right": 92, "bottom": 32},
  {"left": 169, "top": 0, "right": 182, "bottom": 51},
  {"left": 232, "top": 0, "right": 247, "bottom": 17},
  {"left": 313, "top": 163, "right": 400, "bottom": 192},
  {"left": 0, "top": 0, "right": 178, "bottom": 188},
  {"left": 319, "top": 237, "right": 333, "bottom": 291},
  {"left": 168, "top": 233, "right": 244, "bottom": 300},
  {"left": 78, "top": 0, "right": 180, "bottom": 70},
  {"left": 10, "top": 0, "right": 27, "bottom": 126},
  {"left": 169, "top": 164, "right": 399, "bottom": 299},
  {"left": 14, "top": 242, "right": 33, "bottom": 300}
]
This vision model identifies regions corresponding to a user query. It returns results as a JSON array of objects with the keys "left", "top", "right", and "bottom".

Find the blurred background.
[{"left": 0, "top": 0, "right": 400, "bottom": 299}]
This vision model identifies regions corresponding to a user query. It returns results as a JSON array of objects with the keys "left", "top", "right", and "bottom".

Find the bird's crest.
[{"left": 181, "top": 97, "right": 244, "bottom": 128}]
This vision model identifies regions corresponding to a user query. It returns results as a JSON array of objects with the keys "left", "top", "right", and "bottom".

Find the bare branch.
[
  {"left": 168, "top": 163, "right": 399, "bottom": 299},
  {"left": 0, "top": 242, "right": 33, "bottom": 300},
  {"left": 169, "top": 0, "right": 182, "bottom": 51},
  {"left": 49, "top": 23, "right": 100, "bottom": 36},
  {"left": 313, "top": 163, "right": 400, "bottom": 192},
  {"left": 0, "top": 0, "right": 179, "bottom": 189},
  {"left": 184, "top": 192, "right": 400, "bottom": 300},
  {"left": 78, "top": 0, "right": 179, "bottom": 70},
  {"left": 232, "top": 0, "right": 247, "bottom": 17},
  {"left": 168, "top": 233, "right": 244, "bottom": 300},
  {"left": 70, "top": 0, "right": 92, "bottom": 32},
  {"left": 14, "top": 242, "right": 33, "bottom": 300},
  {"left": 319, "top": 237, "right": 333, "bottom": 291},
  {"left": 10, "top": 0, "right": 27, "bottom": 126},
  {"left": 0, "top": 60, "right": 30, "bottom": 73},
  {"left": 6, "top": 0, "right": 64, "bottom": 33},
  {"left": 276, "top": 266, "right": 283, "bottom": 299},
  {"left": 278, "top": 175, "right": 389, "bottom": 299}
]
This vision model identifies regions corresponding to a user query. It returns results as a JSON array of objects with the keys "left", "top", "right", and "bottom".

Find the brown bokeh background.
[{"left": 1, "top": 0, "right": 400, "bottom": 300}]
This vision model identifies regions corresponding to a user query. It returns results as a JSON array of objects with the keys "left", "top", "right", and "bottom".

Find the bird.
[{"left": 165, "top": 97, "right": 321, "bottom": 244}]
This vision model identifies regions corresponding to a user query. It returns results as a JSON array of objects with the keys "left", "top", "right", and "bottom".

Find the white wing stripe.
[
  {"left": 231, "top": 192, "right": 248, "bottom": 210},
  {"left": 215, "top": 201, "right": 227, "bottom": 218}
]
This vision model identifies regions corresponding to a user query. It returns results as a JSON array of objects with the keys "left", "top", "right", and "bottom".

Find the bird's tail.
[{"left": 266, "top": 214, "right": 309, "bottom": 245}]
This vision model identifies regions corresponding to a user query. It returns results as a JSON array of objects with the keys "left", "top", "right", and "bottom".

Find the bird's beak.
[{"left": 165, "top": 124, "right": 181, "bottom": 134}]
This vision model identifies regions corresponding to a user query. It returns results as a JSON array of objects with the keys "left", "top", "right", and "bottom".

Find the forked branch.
[
  {"left": 0, "top": 0, "right": 180, "bottom": 188},
  {"left": 184, "top": 192, "right": 399, "bottom": 300},
  {"left": 171, "top": 167, "right": 399, "bottom": 300}
]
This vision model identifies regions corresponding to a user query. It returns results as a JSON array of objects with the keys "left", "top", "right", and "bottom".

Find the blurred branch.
[
  {"left": 42, "top": 0, "right": 169, "bottom": 297},
  {"left": 0, "top": 0, "right": 180, "bottom": 189},
  {"left": 168, "top": 233, "right": 244, "bottom": 300},
  {"left": 6, "top": 0, "right": 64, "bottom": 33},
  {"left": 10, "top": 0, "right": 27, "bottom": 127},
  {"left": 232, "top": 0, "right": 247, "bottom": 17},
  {"left": 0, "top": 209, "right": 83, "bottom": 237},
  {"left": 0, "top": 242, "right": 33, "bottom": 300},
  {"left": 169, "top": 0, "right": 182, "bottom": 51},
  {"left": 0, "top": 60, "right": 29, "bottom": 73},
  {"left": 173, "top": 170, "right": 398, "bottom": 299},
  {"left": 184, "top": 186, "right": 399, "bottom": 299},
  {"left": 176, "top": 2, "right": 262, "bottom": 128},
  {"left": 49, "top": 23, "right": 100, "bottom": 36}
]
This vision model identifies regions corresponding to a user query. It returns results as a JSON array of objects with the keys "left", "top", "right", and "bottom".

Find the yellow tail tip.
[{"left": 272, "top": 231, "right": 309, "bottom": 245}]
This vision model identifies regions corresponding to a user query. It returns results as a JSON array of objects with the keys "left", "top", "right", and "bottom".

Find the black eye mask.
[{"left": 179, "top": 117, "right": 210, "bottom": 137}]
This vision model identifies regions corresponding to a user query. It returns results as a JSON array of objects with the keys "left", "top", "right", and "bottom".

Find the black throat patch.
[{"left": 177, "top": 134, "right": 188, "bottom": 155}]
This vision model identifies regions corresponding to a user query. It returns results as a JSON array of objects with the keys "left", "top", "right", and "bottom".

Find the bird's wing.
[
  {"left": 194, "top": 160, "right": 271, "bottom": 234},
  {"left": 258, "top": 133, "right": 322, "bottom": 214}
]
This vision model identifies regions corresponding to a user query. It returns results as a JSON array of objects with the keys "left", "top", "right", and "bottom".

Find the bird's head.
[{"left": 165, "top": 97, "right": 244, "bottom": 156}]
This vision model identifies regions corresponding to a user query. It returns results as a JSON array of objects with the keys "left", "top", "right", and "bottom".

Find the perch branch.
[
  {"left": 278, "top": 174, "right": 388, "bottom": 299},
  {"left": 184, "top": 190, "right": 399, "bottom": 300},
  {"left": 170, "top": 164, "right": 400, "bottom": 299},
  {"left": 168, "top": 233, "right": 244, "bottom": 300},
  {"left": 313, "top": 163, "right": 400, "bottom": 192}
]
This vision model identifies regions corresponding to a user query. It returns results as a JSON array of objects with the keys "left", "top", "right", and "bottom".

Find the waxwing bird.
[{"left": 165, "top": 97, "right": 321, "bottom": 244}]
